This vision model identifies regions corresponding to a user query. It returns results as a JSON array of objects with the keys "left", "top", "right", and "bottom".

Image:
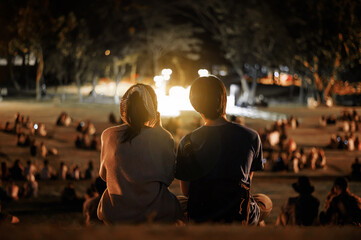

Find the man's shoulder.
[
  {"left": 181, "top": 122, "right": 259, "bottom": 144},
  {"left": 230, "top": 123, "right": 259, "bottom": 138},
  {"left": 221, "top": 123, "right": 260, "bottom": 144}
]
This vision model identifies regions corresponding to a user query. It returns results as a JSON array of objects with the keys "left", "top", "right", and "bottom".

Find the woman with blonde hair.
[{"left": 97, "top": 84, "right": 182, "bottom": 224}]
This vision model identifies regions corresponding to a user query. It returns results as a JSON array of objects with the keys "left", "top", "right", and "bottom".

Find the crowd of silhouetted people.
[
  {"left": 276, "top": 176, "right": 361, "bottom": 226},
  {"left": 322, "top": 110, "right": 361, "bottom": 151},
  {"left": 0, "top": 111, "right": 104, "bottom": 224},
  {"left": 257, "top": 116, "right": 328, "bottom": 173},
  {"left": 1, "top": 109, "right": 361, "bottom": 226}
]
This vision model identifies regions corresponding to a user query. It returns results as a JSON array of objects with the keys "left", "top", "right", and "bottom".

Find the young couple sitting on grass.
[{"left": 97, "top": 76, "right": 272, "bottom": 225}]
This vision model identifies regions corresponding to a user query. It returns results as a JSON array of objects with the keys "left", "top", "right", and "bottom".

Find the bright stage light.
[
  {"left": 155, "top": 84, "right": 286, "bottom": 120},
  {"left": 153, "top": 75, "right": 164, "bottom": 82},
  {"left": 163, "top": 75, "right": 170, "bottom": 81},
  {"left": 161, "top": 68, "right": 172, "bottom": 76},
  {"left": 198, "top": 69, "right": 209, "bottom": 77},
  {"left": 156, "top": 86, "right": 194, "bottom": 117}
]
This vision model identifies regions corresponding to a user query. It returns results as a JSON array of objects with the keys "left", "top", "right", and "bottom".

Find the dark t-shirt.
[{"left": 175, "top": 122, "right": 263, "bottom": 223}]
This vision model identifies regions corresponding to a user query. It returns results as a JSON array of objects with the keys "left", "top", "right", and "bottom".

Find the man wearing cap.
[
  {"left": 276, "top": 176, "right": 320, "bottom": 226},
  {"left": 175, "top": 75, "right": 272, "bottom": 225}
]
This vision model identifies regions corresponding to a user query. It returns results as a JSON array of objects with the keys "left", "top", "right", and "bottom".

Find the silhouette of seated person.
[
  {"left": 289, "top": 115, "right": 299, "bottom": 129},
  {"left": 76, "top": 121, "right": 86, "bottom": 132},
  {"left": 355, "top": 137, "right": 361, "bottom": 151},
  {"left": 56, "top": 112, "right": 72, "bottom": 126},
  {"left": 1, "top": 162, "right": 10, "bottom": 181},
  {"left": 341, "top": 120, "right": 350, "bottom": 132},
  {"left": 40, "top": 160, "right": 53, "bottom": 180},
  {"left": 327, "top": 134, "right": 338, "bottom": 149},
  {"left": 24, "top": 160, "right": 37, "bottom": 179},
  {"left": 61, "top": 182, "right": 82, "bottom": 208},
  {"left": 0, "top": 180, "right": 9, "bottom": 202},
  {"left": 23, "top": 116, "right": 32, "bottom": 129},
  {"left": 0, "top": 201, "right": 19, "bottom": 224},
  {"left": 75, "top": 134, "right": 83, "bottom": 149},
  {"left": 340, "top": 110, "right": 352, "bottom": 121},
  {"left": 90, "top": 135, "right": 100, "bottom": 151},
  {"left": 9, "top": 160, "right": 24, "bottom": 181},
  {"left": 23, "top": 174, "right": 38, "bottom": 198},
  {"left": 288, "top": 150, "right": 301, "bottom": 173},
  {"left": 326, "top": 115, "right": 337, "bottom": 125},
  {"left": 276, "top": 176, "right": 320, "bottom": 226},
  {"left": 346, "top": 134, "right": 355, "bottom": 151},
  {"left": 84, "top": 121, "right": 96, "bottom": 135},
  {"left": 34, "top": 123, "right": 47, "bottom": 137},
  {"left": 6, "top": 180, "right": 19, "bottom": 201},
  {"left": 316, "top": 149, "right": 327, "bottom": 169},
  {"left": 3, "top": 122, "right": 13, "bottom": 133},
  {"left": 351, "top": 158, "right": 361, "bottom": 180},
  {"left": 352, "top": 110, "right": 359, "bottom": 122},
  {"left": 17, "top": 133, "right": 31, "bottom": 147},
  {"left": 83, "top": 177, "right": 107, "bottom": 225},
  {"left": 108, "top": 112, "right": 117, "bottom": 124},
  {"left": 84, "top": 161, "right": 94, "bottom": 180},
  {"left": 58, "top": 162, "right": 69, "bottom": 180},
  {"left": 71, "top": 165, "right": 81, "bottom": 180},
  {"left": 336, "top": 135, "right": 346, "bottom": 150},
  {"left": 30, "top": 139, "right": 38, "bottom": 157},
  {"left": 75, "top": 134, "right": 91, "bottom": 149},
  {"left": 272, "top": 153, "right": 287, "bottom": 172},
  {"left": 320, "top": 177, "right": 361, "bottom": 226}
]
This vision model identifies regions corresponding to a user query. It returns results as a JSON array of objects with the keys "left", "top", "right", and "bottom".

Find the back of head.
[
  {"left": 120, "top": 84, "right": 158, "bottom": 143},
  {"left": 189, "top": 76, "right": 227, "bottom": 120},
  {"left": 334, "top": 177, "right": 348, "bottom": 192}
]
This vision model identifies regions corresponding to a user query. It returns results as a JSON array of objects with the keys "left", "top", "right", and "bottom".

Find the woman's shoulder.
[{"left": 101, "top": 124, "right": 127, "bottom": 138}]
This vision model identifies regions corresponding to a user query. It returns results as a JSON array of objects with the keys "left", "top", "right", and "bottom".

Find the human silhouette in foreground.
[
  {"left": 175, "top": 76, "right": 272, "bottom": 225},
  {"left": 97, "top": 84, "right": 182, "bottom": 224},
  {"left": 320, "top": 177, "right": 361, "bottom": 226},
  {"left": 276, "top": 176, "right": 320, "bottom": 226}
]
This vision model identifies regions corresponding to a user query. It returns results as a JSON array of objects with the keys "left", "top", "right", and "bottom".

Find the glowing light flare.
[
  {"left": 155, "top": 83, "right": 287, "bottom": 121},
  {"left": 153, "top": 75, "right": 164, "bottom": 82},
  {"left": 198, "top": 69, "right": 209, "bottom": 77},
  {"left": 161, "top": 69, "right": 172, "bottom": 76},
  {"left": 219, "top": 70, "right": 227, "bottom": 76},
  {"left": 105, "top": 50, "right": 110, "bottom": 56},
  {"left": 156, "top": 86, "right": 194, "bottom": 117},
  {"left": 154, "top": 75, "right": 165, "bottom": 89}
]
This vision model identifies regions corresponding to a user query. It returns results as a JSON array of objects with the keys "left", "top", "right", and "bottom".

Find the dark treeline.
[{"left": 0, "top": 0, "right": 360, "bottom": 104}]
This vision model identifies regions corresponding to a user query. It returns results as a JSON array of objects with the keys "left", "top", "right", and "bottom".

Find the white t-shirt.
[{"left": 97, "top": 124, "right": 182, "bottom": 224}]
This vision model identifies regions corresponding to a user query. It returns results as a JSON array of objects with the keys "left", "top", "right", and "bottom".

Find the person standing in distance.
[{"left": 175, "top": 76, "right": 272, "bottom": 225}]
